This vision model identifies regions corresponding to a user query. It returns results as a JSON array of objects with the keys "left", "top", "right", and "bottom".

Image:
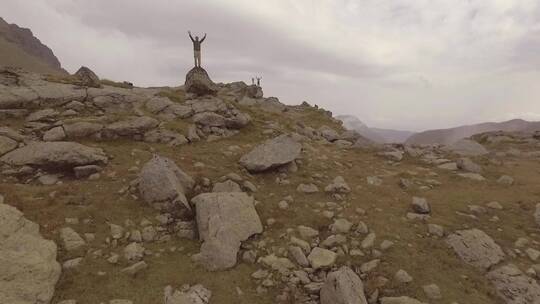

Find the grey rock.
[
  {"left": 320, "top": 266, "right": 368, "bottom": 304},
  {"left": 446, "top": 228, "right": 505, "bottom": 270},
  {"left": 63, "top": 122, "right": 103, "bottom": 139},
  {"left": 192, "top": 192, "right": 263, "bottom": 271},
  {"left": 239, "top": 134, "right": 302, "bottom": 172},
  {"left": 74, "top": 66, "right": 100, "bottom": 88},
  {"left": 296, "top": 183, "right": 319, "bottom": 193},
  {"left": 307, "top": 247, "right": 337, "bottom": 269},
  {"left": 0, "top": 135, "right": 18, "bottom": 156},
  {"left": 1, "top": 141, "right": 107, "bottom": 168},
  {"left": 0, "top": 203, "right": 61, "bottom": 304},
  {"left": 164, "top": 284, "right": 212, "bottom": 304},
  {"left": 487, "top": 264, "right": 540, "bottom": 304},
  {"left": 443, "top": 139, "right": 488, "bottom": 156},
  {"left": 104, "top": 116, "right": 159, "bottom": 138},
  {"left": 411, "top": 197, "right": 431, "bottom": 214},
  {"left": 43, "top": 126, "right": 66, "bottom": 141},
  {"left": 138, "top": 155, "right": 195, "bottom": 213},
  {"left": 456, "top": 158, "right": 482, "bottom": 173},
  {"left": 185, "top": 67, "right": 218, "bottom": 96},
  {"left": 212, "top": 180, "right": 242, "bottom": 192},
  {"left": 193, "top": 112, "right": 227, "bottom": 127},
  {"left": 60, "top": 227, "right": 86, "bottom": 251}
]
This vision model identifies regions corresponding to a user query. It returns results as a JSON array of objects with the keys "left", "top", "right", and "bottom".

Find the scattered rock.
[{"left": 307, "top": 247, "right": 337, "bottom": 269}]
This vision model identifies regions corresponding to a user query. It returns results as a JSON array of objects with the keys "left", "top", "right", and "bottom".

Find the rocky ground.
[{"left": 1, "top": 66, "right": 540, "bottom": 304}]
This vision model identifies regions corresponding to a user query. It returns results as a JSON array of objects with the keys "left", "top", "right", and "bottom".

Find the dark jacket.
[{"left": 189, "top": 34, "right": 206, "bottom": 51}]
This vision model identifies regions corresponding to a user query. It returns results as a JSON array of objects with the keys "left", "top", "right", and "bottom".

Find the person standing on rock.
[
  {"left": 188, "top": 31, "right": 206, "bottom": 67},
  {"left": 256, "top": 76, "right": 262, "bottom": 87}
]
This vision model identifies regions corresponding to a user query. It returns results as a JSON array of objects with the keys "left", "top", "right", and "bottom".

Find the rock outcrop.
[
  {"left": 239, "top": 134, "right": 302, "bottom": 172},
  {"left": 138, "top": 155, "right": 195, "bottom": 213},
  {"left": 0, "top": 202, "right": 61, "bottom": 304},
  {"left": 192, "top": 192, "right": 263, "bottom": 271},
  {"left": 185, "top": 67, "right": 218, "bottom": 96}
]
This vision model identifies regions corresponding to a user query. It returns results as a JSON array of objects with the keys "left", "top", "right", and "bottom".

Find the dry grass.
[{"left": 1, "top": 100, "right": 539, "bottom": 304}]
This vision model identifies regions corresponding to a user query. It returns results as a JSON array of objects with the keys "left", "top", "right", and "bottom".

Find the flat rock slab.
[
  {"left": 446, "top": 228, "right": 505, "bottom": 270},
  {"left": 192, "top": 192, "right": 263, "bottom": 271},
  {"left": 239, "top": 134, "right": 301, "bottom": 172},
  {"left": 0, "top": 141, "right": 108, "bottom": 168},
  {"left": 0, "top": 203, "right": 61, "bottom": 304},
  {"left": 487, "top": 264, "right": 540, "bottom": 304}
]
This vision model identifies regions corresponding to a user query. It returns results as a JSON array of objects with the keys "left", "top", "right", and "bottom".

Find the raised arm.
[
  {"left": 188, "top": 31, "right": 195, "bottom": 42},
  {"left": 200, "top": 33, "right": 207, "bottom": 43}
]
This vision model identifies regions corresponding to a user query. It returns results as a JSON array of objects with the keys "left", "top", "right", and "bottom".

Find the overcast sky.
[{"left": 2, "top": 0, "right": 540, "bottom": 131}]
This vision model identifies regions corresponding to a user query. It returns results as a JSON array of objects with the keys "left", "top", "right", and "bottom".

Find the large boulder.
[
  {"left": 320, "top": 266, "right": 368, "bottom": 304},
  {"left": 192, "top": 192, "right": 263, "bottom": 271},
  {"left": 239, "top": 134, "right": 302, "bottom": 173},
  {"left": 138, "top": 155, "right": 195, "bottom": 213},
  {"left": 486, "top": 264, "right": 540, "bottom": 304},
  {"left": 185, "top": 67, "right": 218, "bottom": 96},
  {"left": 0, "top": 203, "right": 61, "bottom": 304},
  {"left": 74, "top": 66, "right": 100, "bottom": 88},
  {"left": 446, "top": 228, "right": 505, "bottom": 270},
  {"left": 443, "top": 139, "right": 488, "bottom": 156},
  {"left": 0, "top": 141, "right": 108, "bottom": 169}
]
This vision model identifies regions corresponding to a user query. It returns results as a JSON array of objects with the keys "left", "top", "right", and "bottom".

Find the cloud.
[{"left": 1, "top": 0, "right": 539, "bottom": 131}]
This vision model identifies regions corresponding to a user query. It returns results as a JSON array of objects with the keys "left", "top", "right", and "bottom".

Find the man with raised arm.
[{"left": 188, "top": 31, "right": 206, "bottom": 67}]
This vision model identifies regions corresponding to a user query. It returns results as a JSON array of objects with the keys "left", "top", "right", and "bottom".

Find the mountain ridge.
[{"left": 0, "top": 16, "right": 66, "bottom": 75}]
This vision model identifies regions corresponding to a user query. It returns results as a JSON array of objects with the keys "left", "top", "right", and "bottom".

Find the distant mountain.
[
  {"left": 336, "top": 115, "right": 414, "bottom": 143},
  {"left": 0, "top": 16, "right": 66, "bottom": 75},
  {"left": 405, "top": 118, "right": 540, "bottom": 145}
]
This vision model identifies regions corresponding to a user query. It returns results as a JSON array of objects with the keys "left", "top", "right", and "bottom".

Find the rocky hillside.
[
  {"left": 337, "top": 115, "right": 414, "bottom": 143},
  {"left": 406, "top": 119, "right": 540, "bottom": 145},
  {"left": 1, "top": 66, "right": 540, "bottom": 304},
  {"left": 0, "top": 17, "right": 66, "bottom": 75}
]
